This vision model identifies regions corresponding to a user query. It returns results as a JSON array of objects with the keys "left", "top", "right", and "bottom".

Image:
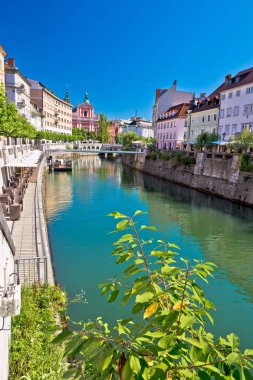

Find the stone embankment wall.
[{"left": 122, "top": 152, "right": 253, "bottom": 207}]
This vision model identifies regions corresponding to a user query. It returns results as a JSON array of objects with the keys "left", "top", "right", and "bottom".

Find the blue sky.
[{"left": 1, "top": 0, "right": 253, "bottom": 120}]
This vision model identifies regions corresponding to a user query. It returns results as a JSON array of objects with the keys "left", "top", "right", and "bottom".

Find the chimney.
[
  {"left": 173, "top": 79, "right": 177, "bottom": 88},
  {"left": 225, "top": 74, "right": 232, "bottom": 83},
  {"left": 7, "top": 58, "right": 15, "bottom": 68},
  {"left": 200, "top": 93, "right": 206, "bottom": 98}
]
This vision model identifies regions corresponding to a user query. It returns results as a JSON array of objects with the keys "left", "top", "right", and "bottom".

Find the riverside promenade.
[{"left": 9, "top": 161, "right": 54, "bottom": 285}]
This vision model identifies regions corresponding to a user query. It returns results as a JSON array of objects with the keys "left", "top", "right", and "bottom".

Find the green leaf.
[
  {"left": 183, "top": 337, "right": 202, "bottom": 349},
  {"left": 226, "top": 352, "right": 240, "bottom": 365},
  {"left": 116, "top": 220, "right": 129, "bottom": 231},
  {"left": 162, "top": 311, "right": 179, "bottom": 330},
  {"left": 227, "top": 333, "right": 240, "bottom": 350},
  {"left": 108, "top": 211, "right": 127, "bottom": 219},
  {"left": 192, "top": 283, "right": 205, "bottom": 304},
  {"left": 130, "top": 355, "right": 141, "bottom": 374},
  {"left": 64, "top": 334, "right": 83, "bottom": 356},
  {"left": 158, "top": 333, "right": 175, "bottom": 349},
  {"left": 108, "top": 289, "right": 120, "bottom": 303},
  {"left": 121, "top": 358, "right": 132, "bottom": 379},
  {"left": 140, "top": 225, "right": 157, "bottom": 231},
  {"left": 51, "top": 329, "right": 72, "bottom": 344},
  {"left": 136, "top": 292, "right": 154, "bottom": 303},
  {"left": 244, "top": 349, "right": 253, "bottom": 356},
  {"left": 180, "top": 315, "right": 196, "bottom": 329},
  {"left": 63, "top": 368, "right": 78, "bottom": 379},
  {"left": 132, "top": 303, "right": 144, "bottom": 314},
  {"left": 134, "top": 210, "right": 147, "bottom": 216}
]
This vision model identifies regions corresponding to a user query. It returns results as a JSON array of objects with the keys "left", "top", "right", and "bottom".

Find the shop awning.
[{"left": 5, "top": 149, "right": 42, "bottom": 167}]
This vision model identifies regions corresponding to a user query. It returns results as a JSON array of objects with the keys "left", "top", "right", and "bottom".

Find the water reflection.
[
  {"left": 123, "top": 166, "right": 253, "bottom": 303},
  {"left": 46, "top": 172, "right": 73, "bottom": 219}
]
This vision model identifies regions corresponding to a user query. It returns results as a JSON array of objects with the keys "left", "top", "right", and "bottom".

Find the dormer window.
[
  {"left": 235, "top": 77, "right": 240, "bottom": 83},
  {"left": 228, "top": 79, "right": 232, "bottom": 85}
]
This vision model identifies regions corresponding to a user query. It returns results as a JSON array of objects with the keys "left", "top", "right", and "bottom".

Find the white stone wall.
[
  {"left": 0, "top": 223, "right": 15, "bottom": 380},
  {"left": 157, "top": 118, "right": 186, "bottom": 149},
  {"left": 219, "top": 84, "right": 253, "bottom": 141},
  {"left": 5, "top": 72, "right": 31, "bottom": 121}
]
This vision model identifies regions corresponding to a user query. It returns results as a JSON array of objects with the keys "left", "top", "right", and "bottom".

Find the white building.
[
  {"left": 30, "top": 101, "right": 43, "bottom": 131},
  {"left": 153, "top": 80, "right": 193, "bottom": 134},
  {"left": 219, "top": 68, "right": 253, "bottom": 141},
  {"left": 157, "top": 103, "right": 188, "bottom": 149},
  {"left": 123, "top": 117, "right": 154, "bottom": 139},
  {"left": 5, "top": 58, "right": 31, "bottom": 121}
]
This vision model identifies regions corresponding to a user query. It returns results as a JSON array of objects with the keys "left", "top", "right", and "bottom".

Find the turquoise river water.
[{"left": 45, "top": 156, "right": 253, "bottom": 349}]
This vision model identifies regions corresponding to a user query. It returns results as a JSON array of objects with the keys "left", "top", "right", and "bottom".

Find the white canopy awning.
[{"left": 5, "top": 149, "right": 42, "bottom": 167}]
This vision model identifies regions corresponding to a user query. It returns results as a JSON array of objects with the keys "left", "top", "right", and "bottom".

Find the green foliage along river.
[{"left": 45, "top": 156, "right": 253, "bottom": 349}]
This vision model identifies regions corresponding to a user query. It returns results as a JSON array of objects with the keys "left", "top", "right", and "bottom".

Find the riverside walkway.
[{"left": 9, "top": 163, "right": 54, "bottom": 285}]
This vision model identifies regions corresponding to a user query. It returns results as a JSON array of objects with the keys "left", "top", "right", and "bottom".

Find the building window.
[
  {"left": 220, "top": 109, "right": 224, "bottom": 118},
  {"left": 221, "top": 94, "right": 226, "bottom": 100},
  {"left": 233, "top": 106, "right": 239, "bottom": 116},
  {"left": 214, "top": 114, "right": 217, "bottom": 121},
  {"left": 225, "top": 125, "right": 230, "bottom": 134},
  {"left": 208, "top": 115, "right": 210, "bottom": 122},
  {"left": 202, "top": 116, "right": 205, "bottom": 122},
  {"left": 228, "top": 92, "right": 233, "bottom": 99},
  {"left": 235, "top": 77, "right": 240, "bottom": 83},
  {"left": 246, "top": 87, "right": 253, "bottom": 94},
  {"left": 244, "top": 104, "right": 253, "bottom": 115},
  {"left": 226, "top": 108, "right": 232, "bottom": 117},
  {"left": 242, "top": 123, "right": 253, "bottom": 131},
  {"left": 213, "top": 128, "right": 216, "bottom": 134},
  {"left": 236, "top": 90, "right": 240, "bottom": 97},
  {"left": 232, "top": 124, "right": 237, "bottom": 134}
]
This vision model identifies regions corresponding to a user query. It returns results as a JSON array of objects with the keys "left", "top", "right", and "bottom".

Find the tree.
[
  {"left": 87, "top": 131, "right": 96, "bottom": 141},
  {"left": 121, "top": 131, "right": 139, "bottom": 148},
  {"left": 235, "top": 129, "right": 253, "bottom": 149},
  {"left": 98, "top": 114, "right": 110, "bottom": 143},
  {"left": 0, "top": 84, "right": 7, "bottom": 136},
  {"left": 195, "top": 132, "right": 218, "bottom": 150},
  {"left": 72, "top": 127, "right": 87, "bottom": 141},
  {"left": 52, "top": 211, "right": 253, "bottom": 379}
]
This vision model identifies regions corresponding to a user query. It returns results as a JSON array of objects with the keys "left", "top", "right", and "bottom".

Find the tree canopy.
[{"left": 98, "top": 114, "right": 110, "bottom": 143}]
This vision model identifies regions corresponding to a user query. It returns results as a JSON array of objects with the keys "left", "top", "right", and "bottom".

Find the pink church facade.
[{"left": 72, "top": 92, "right": 99, "bottom": 135}]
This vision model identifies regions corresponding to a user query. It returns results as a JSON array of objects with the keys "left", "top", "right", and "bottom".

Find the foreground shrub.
[
  {"left": 52, "top": 212, "right": 253, "bottom": 379},
  {"left": 240, "top": 154, "right": 253, "bottom": 173},
  {"left": 9, "top": 285, "right": 66, "bottom": 380}
]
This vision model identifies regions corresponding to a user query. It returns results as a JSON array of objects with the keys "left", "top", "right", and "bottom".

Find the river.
[{"left": 45, "top": 156, "right": 253, "bottom": 349}]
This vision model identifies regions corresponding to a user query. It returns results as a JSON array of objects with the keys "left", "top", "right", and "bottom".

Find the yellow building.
[{"left": 0, "top": 45, "right": 7, "bottom": 88}]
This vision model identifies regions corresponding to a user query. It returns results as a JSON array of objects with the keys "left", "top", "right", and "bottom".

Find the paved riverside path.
[{"left": 9, "top": 165, "right": 54, "bottom": 285}]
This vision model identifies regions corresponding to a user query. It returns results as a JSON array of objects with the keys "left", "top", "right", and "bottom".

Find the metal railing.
[{"left": 15, "top": 256, "right": 48, "bottom": 285}]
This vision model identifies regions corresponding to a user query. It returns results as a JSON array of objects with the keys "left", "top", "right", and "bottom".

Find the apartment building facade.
[
  {"left": 188, "top": 92, "right": 220, "bottom": 141},
  {"left": 219, "top": 68, "right": 253, "bottom": 141},
  {"left": 5, "top": 58, "right": 31, "bottom": 120},
  {"left": 0, "top": 45, "right": 7, "bottom": 88},
  {"left": 157, "top": 103, "right": 188, "bottom": 149},
  {"left": 28, "top": 79, "right": 72, "bottom": 135}
]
